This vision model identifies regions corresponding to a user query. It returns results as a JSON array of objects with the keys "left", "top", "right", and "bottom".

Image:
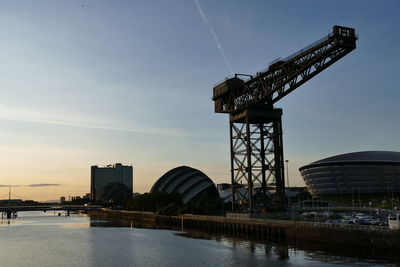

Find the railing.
[
  {"left": 105, "top": 209, "right": 156, "bottom": 216},
  {"left": 293, "top": 206, "right": 397, "bottom": 214},
  {"left": 96, "top": 209, "right": 391, "bottom": 233},
  {"left": 214, "top": 30, "right": 335, "bottom": 88},
  {"left": 179, "top": 214, "right": 391, "bottom": 233},
  {"left": 281, "top": 33, "right": 333, "bottom": 63}
]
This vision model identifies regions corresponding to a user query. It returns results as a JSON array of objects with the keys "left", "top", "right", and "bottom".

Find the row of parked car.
[{"left": 302, "top": 211, "right": 389, "bottom": 226}]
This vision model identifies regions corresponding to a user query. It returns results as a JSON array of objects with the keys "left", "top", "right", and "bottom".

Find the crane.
[{"left": 212, "top": 25, "right": 357, "bottom": 213}]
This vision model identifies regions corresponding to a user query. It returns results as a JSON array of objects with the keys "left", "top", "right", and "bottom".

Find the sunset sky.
[{"left": 0, "top": 0, "right": 399, "bottom": 201}]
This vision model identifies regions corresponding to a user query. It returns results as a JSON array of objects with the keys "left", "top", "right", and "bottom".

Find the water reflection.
[
  {"left": 88, "top": 213, "right": 398, "bottom": 266},
  {"left": 0, "top": 219, "right": 11, "bottom": 225},
  {"left": 197, "top": 231, "right": 400, "bottom": 265},
  {"left": 177, "top": 229, "right": 399, "bottom": 266},
  {"left": 0, "top": 212, "right": 397, "bottom": 267},
  {"left": 89, "top": 214, "right": 157, "bottom": 229}
]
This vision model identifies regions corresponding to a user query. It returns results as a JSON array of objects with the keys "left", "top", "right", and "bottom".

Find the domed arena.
[
  {"left": 150, "top": 166, "right": 219, "bottom": 203},
  {"left": 299, "top": 151, "right": 400, "bottom": 196}
]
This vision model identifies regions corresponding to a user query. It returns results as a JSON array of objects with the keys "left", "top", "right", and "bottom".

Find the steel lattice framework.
[
  {"left": 229, "top": 108, "right": 284, "bottom": 211},
  {"left": 212, "top": 26, "right": 357, "bottom": 212}
]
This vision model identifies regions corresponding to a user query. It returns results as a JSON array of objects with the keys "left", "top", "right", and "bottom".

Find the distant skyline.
[{"left": 0, "top": 0, "right": 399, "bottom": 201}]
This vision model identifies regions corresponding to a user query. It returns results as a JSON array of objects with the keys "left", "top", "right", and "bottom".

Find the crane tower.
[{"left": 212, "top": 26, "right": 357, "bottom": 212}]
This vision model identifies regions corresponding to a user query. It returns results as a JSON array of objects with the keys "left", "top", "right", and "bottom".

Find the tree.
[{"left": 125, "top": 191, "right": 183, "bottom": 215}]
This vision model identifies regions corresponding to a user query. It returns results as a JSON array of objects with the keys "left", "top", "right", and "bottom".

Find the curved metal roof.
[
  {"left": 300, "top": 151, "right": 400, "bottom": 171},
  {"left": 150, "top": 166, "right": 217, "bottom": 203}
]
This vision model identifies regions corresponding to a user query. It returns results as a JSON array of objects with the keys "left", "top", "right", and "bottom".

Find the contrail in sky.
[{"left": 193, "top": 0, "right": 234, "bottom": 75}]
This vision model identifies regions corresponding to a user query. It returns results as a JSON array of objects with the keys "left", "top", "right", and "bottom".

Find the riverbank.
[
  {"left": 90, "top": 209, "right": 400, "bottom": 250},
  {"left": 4, "top": 211, "right": 396, "bottom": 267}
]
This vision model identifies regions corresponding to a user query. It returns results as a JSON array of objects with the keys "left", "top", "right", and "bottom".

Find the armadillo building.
[
  {"left": 299, "top": 151, "right": 400, "bottom": 196},
  {"left": 151, "top": 166, "right": 219, "bottom": 203}
]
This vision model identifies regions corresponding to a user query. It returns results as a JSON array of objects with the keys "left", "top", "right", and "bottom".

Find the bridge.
[
  {"left": 0, "top": 205, "right": 101, "bottom": 219},
  {"left": 0, "top": 205, "right": 101, "bottom": 212}
]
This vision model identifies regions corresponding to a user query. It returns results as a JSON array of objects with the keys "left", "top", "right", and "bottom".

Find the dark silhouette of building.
[
  {"left": 151, "top": 166, "right": 219, "bottom": 203},
  {"left": 300, "top": 151, "right": 400, "bottom": 196},
  {"left": 90, "top": 163, "right": 133, "bottom": 205}
]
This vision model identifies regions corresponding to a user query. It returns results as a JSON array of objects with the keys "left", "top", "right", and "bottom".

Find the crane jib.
[{"left": 212, "top": 25, "right": 357, "bottom": 114}]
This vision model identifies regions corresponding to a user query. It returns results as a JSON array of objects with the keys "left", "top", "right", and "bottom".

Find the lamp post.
[
  {"left": 285, "top": 160, "right": 289, "bottom": 188},
  {"left": 369, "top": 201, "right": 372, "bottom": 216}
]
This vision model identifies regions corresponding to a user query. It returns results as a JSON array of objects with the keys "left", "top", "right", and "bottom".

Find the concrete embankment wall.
[
  {"left": 90, "top": 209, "right": 156, "bottom": 228},
  {"left": 90, "top": 209, "right": 400, "bottom": 250},
  {"left": 289, "top": 223, "right": 400, "bottom": 249},
  {"left": 92, "top": 208, "right": 155, "bottom": 221},
  {"left": 156, "top": 214, "right": 287, "bottom": 242}
]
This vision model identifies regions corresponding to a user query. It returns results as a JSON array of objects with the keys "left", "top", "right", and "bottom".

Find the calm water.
[{"left": 0, "top": 211, "right": 397, "bottom": 267}]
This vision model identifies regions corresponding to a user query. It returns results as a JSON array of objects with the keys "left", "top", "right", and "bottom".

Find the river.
[{"left": 0, "top": 211, "right": 397, "bottom": 267}]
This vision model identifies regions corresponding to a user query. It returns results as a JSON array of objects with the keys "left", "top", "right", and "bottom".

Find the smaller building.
[
  {"left": 285, "top": 187, "right": 308, "bottom": 203},
  {"left": 217, "top": 183, "right": 235, "bottom": 203},
  {"left": 132, "top": 192, "right": 141, "bottom": 198},
  {"left": 217, "top": 183, "right": 307, "bottom": 204},
  {"left": 90, "top": 163, "right": 133, "bottom": 205},
  {"left": 0, "top": 199, "right": 23, "bottom": 206},
  {"left": 60, "top": 196, "right": 66, "bottom": 204},
  {"left": 71, "top": 196, "right": 81, "bottom": 201}
]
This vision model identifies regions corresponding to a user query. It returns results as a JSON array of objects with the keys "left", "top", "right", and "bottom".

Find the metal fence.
[
  {"left": 180, "top": 214, "right": 391, "bottom": 233},
  {"left": 100, "top": 209, "right": 393, "bottom": 233}
]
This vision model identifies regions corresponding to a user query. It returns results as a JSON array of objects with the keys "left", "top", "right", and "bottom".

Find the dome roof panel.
[
  {"left": 300, "top": 151, "right": 400, "bottom": 171},
  {"left": 150, "top": 166, "right": 218, "bottom": 203},
  {"left": 150, "top": 166, "right": 187, "bottom": 192},
  {"left": 299, "top": 151, "right": 400, "bottom": 196},
  {"left": 314, "top": 151, "right": 400, "bottom": 164}
]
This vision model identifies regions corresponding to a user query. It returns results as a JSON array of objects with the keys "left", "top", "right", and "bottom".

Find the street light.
[
  {"left": 369, "top": 201, "right": 372, "bottom": 216},
  {"left": 285, "top": 160, "right": 289, "bottom": 188}
]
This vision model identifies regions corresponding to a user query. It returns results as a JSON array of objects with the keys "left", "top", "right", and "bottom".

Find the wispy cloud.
[
  {"left": 0, "top": 105, "right": 185, "bottom": 137},
  {"left": 28, "top": 184, "right": 60, "bottom": 187},
  {"left": 193, "top": 0, "right": 234, "bottom": 75},
  {"left": 0, "top": 184, "right": 60, "bottom": 187}
]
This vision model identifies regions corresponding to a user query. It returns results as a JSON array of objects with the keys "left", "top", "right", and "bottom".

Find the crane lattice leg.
[{"left": 229, "top": 107, "right": 285, "bottom": 212}]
